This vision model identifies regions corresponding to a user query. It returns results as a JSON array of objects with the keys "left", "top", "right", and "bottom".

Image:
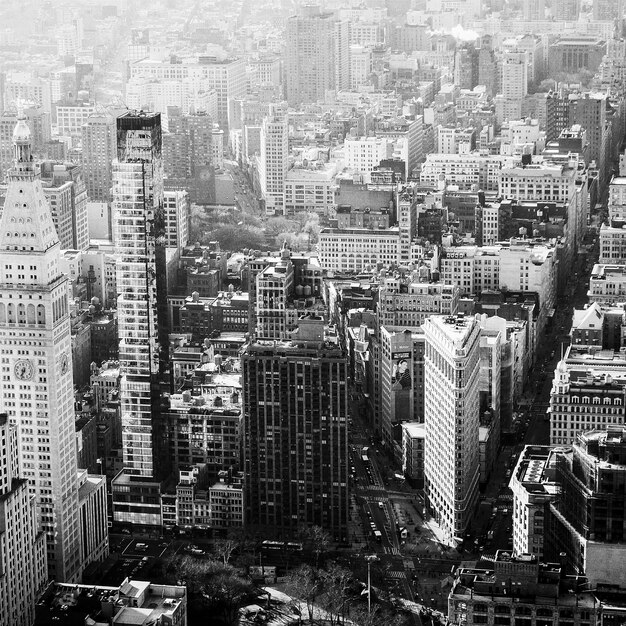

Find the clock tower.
[{"left": 0, "top": 113, "right": 82, "bottom": 581}]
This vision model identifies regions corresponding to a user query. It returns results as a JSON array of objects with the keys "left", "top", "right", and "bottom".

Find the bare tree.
[
  {"left": 284, "top": 563, "right": 322, "bottom": 624},
  {"left": 318, "top": 563, "right": 354, "bottom": 626},
  {"left": 213, "top": 537, "right": 239, "bottom": 566},
  {"left": 300, "top": 525, "right": 332, "bottom": 569}
]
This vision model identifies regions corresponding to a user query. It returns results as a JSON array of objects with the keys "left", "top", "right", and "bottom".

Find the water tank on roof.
[
  {"left": 214, "top": 354, "right": 223, "bottom": 368},
  {"left": 91, "top": 296, "right": 100, "bottom": 306},
  {"left": 519, "top": 227, "right": 527, "bottom": 237},
  {"left": 192, "top": 291, "right": 200, "bottom": 302},
  {"left": 182, "top": 391, "right": 191, "bottom": 402},
  {"left": 296, "top": 285, "right": 304, "bottom": 296},
  {"left": 303, "top": 285, "right": 312, "bottom": 296}
]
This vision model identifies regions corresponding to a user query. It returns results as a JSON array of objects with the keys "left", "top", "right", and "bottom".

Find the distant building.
[
  {"left": 259, "top": 110, "right": 288, "bottom": 216},
  {"left": 81, "top": 112, "right": 117, "bottom": 202},
  {"left": 163, "top": 189, "right": 189, "bottom": 249},
  {"left": 285, "top": 5, "right": 349, "bottom": 106}
]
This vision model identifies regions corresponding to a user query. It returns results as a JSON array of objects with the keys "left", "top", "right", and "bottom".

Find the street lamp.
[{"left": 364, "top": 554, "right": 379, "bottom": 614}]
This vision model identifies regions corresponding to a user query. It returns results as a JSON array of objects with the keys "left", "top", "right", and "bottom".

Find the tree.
[
  {"left": 318, "top": 563, "right": 354, "bottom": 626},
  {"left": 265, "top": 216, "right": 297, "bottom": 238},
  {"left": 163, "top": 555, "right": 256, "bottom": 625},
  {"left": 299, "top": 525, "right": 332, "bottom": 569},
  {"left": 284, "top": 564, "right": 322, "bottom": 624},
  {"left": 207, "top": 224, "right": 266, "bottom": 251},
  {"left": 213, "top": 537, "right": 239, "bottom": 566},
  {"left": 202, "top": 572, "right": 255, "bottom": 626},
  {"left": 351, "top": 605, "right": 408, "bottom": 626}
]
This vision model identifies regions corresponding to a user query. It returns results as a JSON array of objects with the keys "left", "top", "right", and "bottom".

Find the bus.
[
  {"left": 361, "top": 446, "right": 370, "bottom": 462},
  {"left": 373, "top": 530, "right": 382, "bottom": 542},
  {"left": 260, "top": 540, "right": 303, "bottom": 553}
]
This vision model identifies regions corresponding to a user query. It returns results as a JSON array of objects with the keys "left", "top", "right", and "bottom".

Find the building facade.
[
  {"left": 424, "top": 314, "right": 481, "bottom": 545},
  {"left": 242, "top": 318, "right": 349, "bottom": 539},
  {"left": 113, "top": 112, "right": 167, "bottom": 478},
  {"left": 0, "top": 116, "right": 83, "bottom": 581}
]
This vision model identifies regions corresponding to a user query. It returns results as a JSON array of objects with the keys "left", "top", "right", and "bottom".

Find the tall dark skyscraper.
[
  {"left": 113, "top": 111, "right": 168, "bottom": 478},
  {"left": 242, "top": 317, "right": 349, "bottom": 539}
]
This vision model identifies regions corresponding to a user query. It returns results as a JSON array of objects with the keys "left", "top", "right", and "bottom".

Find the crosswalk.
[
  {"left": 383, "top": 546, "right": 402, "bottom": 555},
  {"left": 387, "top": 570, "right": 406, "bottom": 579}
]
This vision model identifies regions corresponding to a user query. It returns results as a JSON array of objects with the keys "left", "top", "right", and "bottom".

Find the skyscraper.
[
  {"left": 113, "top": 111, "right": 167, "bottom": 477},
  {"left": 0, "top": 106, "right": 51, "bottom": 181},
  {"left": 0, "top": 414, "right": 47, "bottom": 625},
  {"left": 553, "top": 0, "right": 580, "bottom": 20},
  {"left": 592, "top": 0, "right": 624, "bottom": 20},
  {"left": 242, "top": 316, "right": 349, "bottom": 539},
  {"left": 81, "top": 112, "right": 117, "bottom": 202},
  {"left": 423, "top": 314, "right": 481, "bottom": 545},
  {"left": 285, "top": 6, "right": 350, "bottom": 106},
  {"left": 522, "top": 0, "right": 545, "bottom": 19},
  {"left": 163, "top": 109, "right": 215, "bottom": 205},
  {"left": 259, "top": 109, "right": 288, "bottom": 216},
  {"left": 501, "top": 51, "right": 529, "bottom": 100},
  {"left": 40, "top": 160, "right": 89, "bottom": 251},
  {"left": 0, "top": 115, "right": 82, "bottom": 581}
]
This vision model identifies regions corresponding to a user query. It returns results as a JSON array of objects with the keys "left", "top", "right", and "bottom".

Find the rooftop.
[
  {"left": 402, "top": 422, "right": 426, "bottom": 438},
  {"left": 35, "top": 580, "right": 185, "bottom": 626}
]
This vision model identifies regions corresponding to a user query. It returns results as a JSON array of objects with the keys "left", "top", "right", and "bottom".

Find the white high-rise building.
[
  {"left": 349, "top": 45, "right": 372, "bottom": 91},
  {"left": 344, "top": 136, "right": 392, "bottom": 181},
  {"left": 0, "top": 413, "right": 47, "bottom": 625},
  {"left": 423, "top": 314, "right": 481, "bottom": 545},
  {"left": 113, "top": 112, "right": 164, "bottom": 477},
  {"left": 501, "top": 51, "right": 528, "bottom": 100},
  {"left": 259, "top": 110, "right": 288, "bottom": 216},
  {"left": 0, "top": 115, "right": 83, "bottom": 581},
  {"left": 285, "top": 6, "right": 350, "bottom": 106},
  {"left": 163, "top": 189, "right": 189, "bottom": 249}
]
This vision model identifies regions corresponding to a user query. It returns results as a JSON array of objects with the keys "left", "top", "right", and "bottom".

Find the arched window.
[
  {"left": 37, "top": 304, "right": 45, "bottom": 325},
  {"left": 0, "top": 303, "right": 4, "bottom": 324},
  {"left": 7, "top": 303, "right": 15, "bottom": 324},
  {"left": 26, "top": 304, "right": 35, "bottom": 324}
]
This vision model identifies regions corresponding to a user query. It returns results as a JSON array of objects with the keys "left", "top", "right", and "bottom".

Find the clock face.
[
  {"left": 60, "top": 352, "right": 69, "bottom": 375},
  {"left": 14, "top": 358, "right": 34, "bottom": 381}
]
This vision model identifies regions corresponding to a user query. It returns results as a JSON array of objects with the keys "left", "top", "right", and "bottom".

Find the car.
[
  {"left": 378, "top": 501, "right": 384, "bottom": 509},
  {"left": 136, "top": 543, "right": 148, "bottom": 551}
]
